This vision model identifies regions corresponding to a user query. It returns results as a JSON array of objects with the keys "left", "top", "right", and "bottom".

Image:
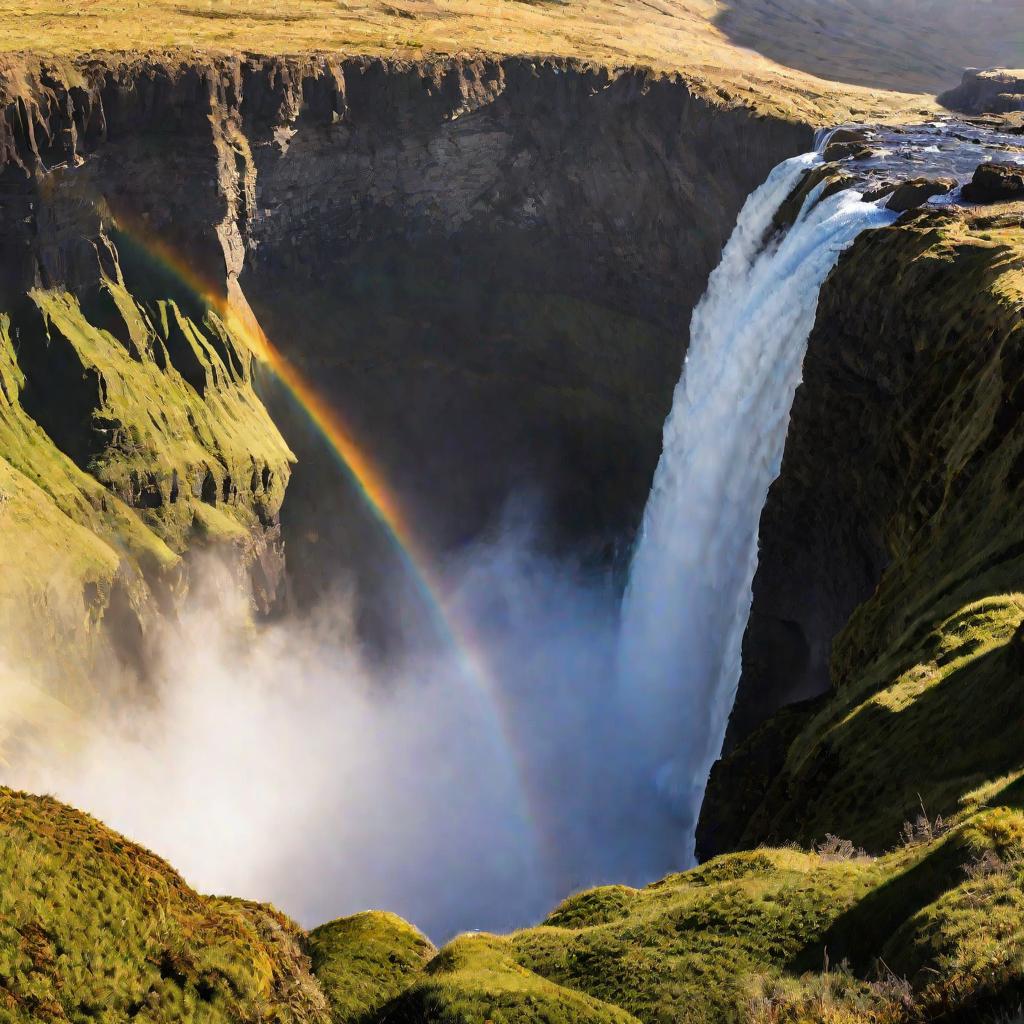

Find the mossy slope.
[
  {"left": 7, "top": 782, "right": 1024, "bottom": 1024},
  {"left": 308, "top": 911, "right": 436, "bottom": 1024},
  {"left": 708, "top": 208, "right": 1024, "bottom": 855},
  {"left": 0, "top": 230, "right": 292, "bottom": 687},
  {"left": 0, "top": 786, "right": 330, "bottom": 1023},
  {"left": 306, "top": 811, "right": 1024, "bottom": 1024}
]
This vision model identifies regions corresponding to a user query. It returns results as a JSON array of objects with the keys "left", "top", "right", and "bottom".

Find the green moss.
[
  {"left": 7, "top": 784, "right": 1024, "bottom": 1024},
  {"left": 0, "top": 787, "right": 330, "bottom": 1023},
  {"left": 405, "top": 822, "right": 1024, "bottom": 1024},
  {"left": 378, "top": 933, "right": 641, "bottom": 1024},
  {"left": 543, "top": 886, "right": 642, "bottom": 929},
  {"left": 0, "top": 232, "right": 294, "bottom": 695},
  {"left": 0, "top": 311, "right": 172, "bottom": 693},
  {"left": 708, "top": 214, "right": 1024, "bottom": 855},
  {"left": 309, "top": 911, "right": 435, "bottom": 1023},
  {"left": 27, "top": 267, "right": 292, "bottom": 554},
  {"left": 509, "top": 849, "right": 881, "bottom": 1024}
]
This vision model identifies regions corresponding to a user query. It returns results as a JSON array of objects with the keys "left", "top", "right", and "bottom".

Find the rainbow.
[{"left": 105, "top": 220, "right": 558, "bottom": 891}]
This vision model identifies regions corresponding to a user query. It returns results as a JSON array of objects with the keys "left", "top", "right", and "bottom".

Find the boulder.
[
  {"left": 824, "top": 141, "right": 878, "bottom": 162},
  {"left": 825, "top": 127, "right": 871, "bottom": 147},
  {"left": 863, "top": 180, "right": 897, "bottom": 203},
  {"left": 961, "top": 161, "right": 1024, "bottom": 203},
  {"left": 885, "top": 177, "right": 957, "bottom": 212},
  {"left": 823, "top": 127, "right": 877, "bottom": 163}
]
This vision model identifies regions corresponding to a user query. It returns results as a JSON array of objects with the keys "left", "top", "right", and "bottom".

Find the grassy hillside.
[
  {"left": 0, "top": 229, "right": 292, "bottom": 705},
  {"left": 369, "top": 809, "right": 1024, "bottom": 1024},
  {"left": 0, "top": 0, "right": 993, "bottom": 122},
  {"left": 12, "top": 779, "right": 1024, "bottom": 1024},
  {"left": 0, "top": 787, "right": 332, "bottom": 1022},
  {"left": 702, "top": 205, "right": 1024, "bottom": 860},
  {"left": 319, "top": 809, "right": 1024, "bottom": 1024},
  {"left": 308, "top": 912, "right": 436, "bottom": 1023}
]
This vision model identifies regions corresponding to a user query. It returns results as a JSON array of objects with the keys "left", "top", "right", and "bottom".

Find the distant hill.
[{"left": 717, "top": 0, "right": 1024, "bottom": 93}]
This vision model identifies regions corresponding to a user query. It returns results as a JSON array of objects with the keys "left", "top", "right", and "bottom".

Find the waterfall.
[{"left": 617, "top": 149, "right": 896, "bottom": 869}]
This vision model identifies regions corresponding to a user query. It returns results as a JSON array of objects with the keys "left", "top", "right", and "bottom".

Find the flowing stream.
[{"left": 618, "top": 146, "right": 897, "bottom": 867}]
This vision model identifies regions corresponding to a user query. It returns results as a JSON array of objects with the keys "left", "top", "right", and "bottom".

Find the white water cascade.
[{"left": 617, "top": 149, "right": 897, "bottom": 871}]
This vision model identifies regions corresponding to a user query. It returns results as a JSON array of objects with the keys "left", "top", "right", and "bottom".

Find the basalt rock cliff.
[{"left": 0, "top": 52, "right": 811, "bottom": 661}]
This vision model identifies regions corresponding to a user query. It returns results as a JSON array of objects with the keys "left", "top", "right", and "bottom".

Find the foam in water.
[{"left": 618, "top": 150, "right": 897, "bottom": 870}]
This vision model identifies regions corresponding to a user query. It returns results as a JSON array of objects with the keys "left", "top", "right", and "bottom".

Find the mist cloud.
[{"left": 0, "top": 517, "right": 684, "bottom": 941}]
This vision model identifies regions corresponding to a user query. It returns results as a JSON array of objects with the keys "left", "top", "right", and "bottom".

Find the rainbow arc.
[{"left": 105, "top": 221, "right": 555, "bottom": 893}]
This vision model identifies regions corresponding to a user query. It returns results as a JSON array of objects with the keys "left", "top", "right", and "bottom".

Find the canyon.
[{"left": 2, "top": 1, "right": 1024, "bottom": 1022}]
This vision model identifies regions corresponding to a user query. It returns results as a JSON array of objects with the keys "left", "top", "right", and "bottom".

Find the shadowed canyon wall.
[
  {"left": 0, "top": 53, "right": 812, "bottom": 644},
  {"left": 233, "top": 56, "right": 814, "bottom": 605}
]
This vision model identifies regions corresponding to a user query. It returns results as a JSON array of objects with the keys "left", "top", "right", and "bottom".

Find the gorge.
[{"left": 2, "top": 6, "right": 1024, "bottom": 1021}]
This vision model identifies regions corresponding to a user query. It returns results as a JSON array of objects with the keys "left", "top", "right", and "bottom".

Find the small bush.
[
  {"left": 899, "top": 798, "right": 951, "bottom": 848},
  {"left": 815, "top": 834, "right": 869, "bottom": 862},
  {"left": 964, "top": 849, "right": 1010, "bottom": 882}
]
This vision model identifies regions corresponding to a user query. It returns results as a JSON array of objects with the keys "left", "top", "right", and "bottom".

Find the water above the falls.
[
  {"left": 836, "top": 119, "right": 1024, "bottom": 183},
  {"left": 617, "top": 147, "right": 897, "bottom": 870}
]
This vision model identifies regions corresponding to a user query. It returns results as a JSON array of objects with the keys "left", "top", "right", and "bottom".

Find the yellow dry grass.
[{"left": 0, "top": 0, "right": 962, "bottom": 122}]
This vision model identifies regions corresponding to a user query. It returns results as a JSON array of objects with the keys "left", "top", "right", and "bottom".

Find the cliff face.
[
  {"left": 0, "top": 53, "right": 812, "bottom": 638},
  {"left": 0, "top": 56, "right": 300, "bottom": 687},
  {"left": 699, "top": 202, "right": 1024, "bottom": 857},
  {"left": 234, "top": 57, "right": 811, "bottom": 600},
  {"left": 941, "top": 68, "right": 1024, "bottom": 115},
  {"left": 0, "top": 261, "right": 292, "bottom": 694}
]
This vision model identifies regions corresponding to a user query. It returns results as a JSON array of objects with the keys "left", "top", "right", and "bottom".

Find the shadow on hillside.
[
  {"left": 712, "top": 0, "right": 1023, "bottom": 95},
  {"left": 757, "top": 630, "right": 1024, "bottom": 851},
  {"left": 790, "top": 836, "right": 964, "bottom": 975}
]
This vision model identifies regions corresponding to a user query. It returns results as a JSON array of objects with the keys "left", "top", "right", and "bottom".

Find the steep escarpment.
[
  {"left": 0, "top": 53, "right": 813, "bottom": 634},
  {"left": 699, "top": 202, "right": 1024, "bottom": 857},
  {"left": 0, "top": 57, "right": 301, "bottom": 689},
  {"left": 234, "top": 57, "right": 812, "bottom": 600},
  {"left": 0, "top": 249, "right": 292, "bottom": 693}
]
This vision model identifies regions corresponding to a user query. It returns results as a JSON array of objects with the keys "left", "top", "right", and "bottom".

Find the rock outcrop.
[
  {"left": 885, "top": 176, "right": 957, "bottom": 212},
  {"left": 962, "top": 160, "right": 1024, "bottom": 202},
  {"left": 941, "top": 67, "right": 1024, "bottom": 114}
]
